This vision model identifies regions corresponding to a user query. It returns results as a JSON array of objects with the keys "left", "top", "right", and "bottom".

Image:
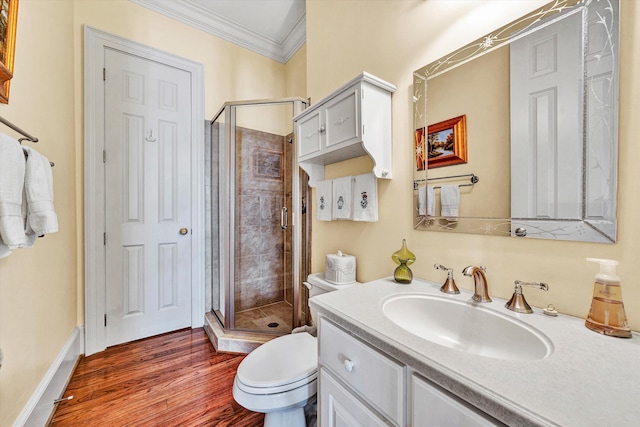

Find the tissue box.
[{"left": 325, "top": 251, "right": 356, "bottom": 285}]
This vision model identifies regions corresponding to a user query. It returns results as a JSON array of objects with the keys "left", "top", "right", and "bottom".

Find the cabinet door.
[
  {"left": 320, "top": 368, "right": 391, "bottom": 427},
  {"left": 411, "top": 375, "right": 505, "bottom": 427},
  {"left": 319, "top": 319, "right": 404, "bottom": 425},
  {"left": 298, "top": 109, "right": 323, "bottom": 159},
  {"left": 324, "top": 86, "right": 360, "bottom": 151}
]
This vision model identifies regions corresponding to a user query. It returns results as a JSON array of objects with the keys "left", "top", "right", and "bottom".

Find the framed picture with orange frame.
[{"left": 0, "top": 0, "right": 19, "bottom": 104}]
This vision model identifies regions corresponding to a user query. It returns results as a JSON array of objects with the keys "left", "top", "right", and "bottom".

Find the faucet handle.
[
  {"left": 434, "top": 264, "right": 460, "bottom": 294},
  {"left": 505, "top": 280, "right": 549, "bottom": 313}
]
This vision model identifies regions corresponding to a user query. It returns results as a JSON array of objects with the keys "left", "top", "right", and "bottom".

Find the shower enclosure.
[{"left": 206, "top": 98, "right": 309, "bottom": 337}]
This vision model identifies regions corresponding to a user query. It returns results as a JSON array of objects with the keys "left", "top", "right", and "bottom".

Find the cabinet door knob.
[{"left": 343, "top": 358, "right": 355, "bottom": 372}]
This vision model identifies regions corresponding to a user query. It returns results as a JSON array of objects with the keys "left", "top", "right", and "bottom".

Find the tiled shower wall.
[
  {"left": 205, "top": 121, "right": 292, "bottom": 316},
  {"left": 235, "top": 127, "right": 291, "bottom": 312}
]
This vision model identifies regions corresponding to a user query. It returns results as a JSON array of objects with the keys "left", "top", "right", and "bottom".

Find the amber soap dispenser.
[{"left": 585, "top": 258, "right": 631, "bottom": 338}]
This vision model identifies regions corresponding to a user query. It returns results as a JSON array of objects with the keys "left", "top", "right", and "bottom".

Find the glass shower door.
[
  {"left": 231, "top": 103, "right": 293, "bottom": 333},
  {"left": 209, "top": 98, "right": 307, "bottom": 336}
]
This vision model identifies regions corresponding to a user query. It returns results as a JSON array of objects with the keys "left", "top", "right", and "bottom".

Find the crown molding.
[{"left": 129, "top": 0, "right": 305, "bottom": 63}]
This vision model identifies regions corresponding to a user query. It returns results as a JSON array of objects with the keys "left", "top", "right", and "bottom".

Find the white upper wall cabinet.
[{"left": 294, "top": 72, "right": 396, "bottom": 187}]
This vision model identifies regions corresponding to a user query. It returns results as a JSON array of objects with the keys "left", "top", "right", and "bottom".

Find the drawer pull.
[{"left": 343, "top": 358, "right": 355, "bottom": 372}]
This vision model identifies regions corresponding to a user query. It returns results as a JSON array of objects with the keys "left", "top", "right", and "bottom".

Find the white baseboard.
[{"left": 13, "top": 326, "right": 84, "bottom": 427}]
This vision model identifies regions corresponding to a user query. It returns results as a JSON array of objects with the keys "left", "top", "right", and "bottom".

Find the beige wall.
[
  {"left": 286, "top": 43, "right": 307, "bottom": 98},
  {"left": 0, "top": 1, "right": 77, "bottom": 425},
  {"left": 307, "top": 0, "right": 640, "bottom": 332},
  {"left": 0, "top": 0, "right": 304, "bottom": 424},
  {"left": 426, "top": 46, "right": 510, "bottom": 218}
]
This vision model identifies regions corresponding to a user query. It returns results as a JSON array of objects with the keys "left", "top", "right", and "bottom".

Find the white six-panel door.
[
  {"left": 104, "top": 48, "right": 192, "bottom": 346},
  {"left": 510, "top": 11, "right": 582, "bottom": 221}
]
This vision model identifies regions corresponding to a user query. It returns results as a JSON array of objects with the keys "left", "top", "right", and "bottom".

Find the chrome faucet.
[{"left": 462, "top": 265, "right": 491, "bottom": 302}]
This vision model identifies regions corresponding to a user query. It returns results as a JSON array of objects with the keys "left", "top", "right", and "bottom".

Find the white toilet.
[{"left": 233, "top": 273, "right": 357, "bottom": 427}]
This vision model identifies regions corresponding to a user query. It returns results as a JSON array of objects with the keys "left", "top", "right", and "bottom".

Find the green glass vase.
[{"left": 392, "top": 239, "right": 415, "bottom": 284}]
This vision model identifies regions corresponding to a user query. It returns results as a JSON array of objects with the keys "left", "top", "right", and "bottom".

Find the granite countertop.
[{"left": 309, "top": 276, "right": 640, "bottom": 427}]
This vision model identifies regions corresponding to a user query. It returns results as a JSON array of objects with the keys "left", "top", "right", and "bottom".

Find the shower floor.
[{"left": 235, "top": 301, "right": 293, "bottom": 334}]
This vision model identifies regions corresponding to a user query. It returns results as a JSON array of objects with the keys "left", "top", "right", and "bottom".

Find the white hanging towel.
[
  {"left": 332, "top": 176, "right": 353, "bottom": 220},
  {"left": 427, "top": 186, "right": 435, "bottom": 217},
  {"left": 440, "top": 184, "right": 460, "bottom": 221},
  {"left": 418, "top": 186, "right": 426, "bottom": 216},
  {"left": 0, "top": 132, "right": 27, "bottom": 253},
  {"left": 315, "top": 179, "right": 333, "bottom": 221},
  {"left": 418, "top": 186, "right": 436, "bottom": 217},
  {"left": 353, "top": 173, "right": 378, "bottom": 222},
  {"left": 23, "top": 146, "right": 58, "bottom": 237}
]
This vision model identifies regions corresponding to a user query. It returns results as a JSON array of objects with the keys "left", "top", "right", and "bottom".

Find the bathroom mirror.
[{"left": 413, "top": 0, "right": 619, "bottom": 243}]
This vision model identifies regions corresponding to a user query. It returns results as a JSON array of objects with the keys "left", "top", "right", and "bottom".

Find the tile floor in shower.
[{"left": 235, "top": 301, "right": 293, "bottom": 334}]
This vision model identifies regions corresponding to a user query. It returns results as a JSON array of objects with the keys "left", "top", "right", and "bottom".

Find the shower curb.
[{"left": 204, "top": 312, "right": 277, "bottom": 354}]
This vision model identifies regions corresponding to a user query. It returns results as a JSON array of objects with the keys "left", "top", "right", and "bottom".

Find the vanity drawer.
[
  {"left": 319, "top": 318, "right": 405, "bottom": 426},
  {"left": 411, "top": 374, "right": 505, "bottom": 426}
]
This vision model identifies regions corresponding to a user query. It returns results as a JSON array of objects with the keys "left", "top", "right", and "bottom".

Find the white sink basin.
[{"left": 382, "top": 294, "right": 552, "bottom": 361}]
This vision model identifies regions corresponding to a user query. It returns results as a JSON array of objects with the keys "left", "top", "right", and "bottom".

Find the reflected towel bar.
[{"left": 414, "top": 173, "right": 478, "bottom": 189}]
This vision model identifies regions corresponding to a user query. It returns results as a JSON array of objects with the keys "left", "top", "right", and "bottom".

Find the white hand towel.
[
  {"left": 0, "top": 133, "right": 27, "bottom": 249},
  {"left": 440, "top": 184, "right": 460, "bottom": 221},
  {"left": 316, "top": 180, "right": 333, "bottom": 221},
  {"left": 418, "top": 186, "right": 436, "bottom": 217},
  {"left": 332, "top": 176, "right": 353, "bottom": 220},
  {"left": 23, "top": 146, "right": 58, "bottom": 236},
  {"left": 418, "top": 186, "right": 426, "bottom": 216},
  {"left": 427, "top": 186, "right": 435, "bottom": 217},
  {"left": 353, "top": 173, "right": 378, "bottom": 222}
]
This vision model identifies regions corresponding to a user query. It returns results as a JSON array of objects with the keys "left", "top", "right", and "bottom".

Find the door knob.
[{"left": 179, "top": 228, "right": 189, "bottom": 235}]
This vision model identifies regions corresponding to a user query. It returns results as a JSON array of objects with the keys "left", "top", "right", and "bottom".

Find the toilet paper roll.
[{"left": 325, "top": 250, "right": 356, "bottom": 285}]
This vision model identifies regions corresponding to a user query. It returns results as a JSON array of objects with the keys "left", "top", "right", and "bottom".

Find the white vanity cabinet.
[
  {"left": 318, "top": 317, "right": 503, "bottom": 427},
  {"left": 294, "top": 72, "right": 396, "bottom": 187},
  {"left": 318, "top": 317, "right": 405, "bottom": 426},
  {"left": 411, "top": 374, "right": 504, "bottom": 427},
  {"left": 320, "top": 368, "right": 391, "bottom": 427}
]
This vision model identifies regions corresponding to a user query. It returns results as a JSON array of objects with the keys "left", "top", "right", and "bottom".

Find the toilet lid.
[{"left": 237, "top": 332, "right": 318, "bottom": 389}]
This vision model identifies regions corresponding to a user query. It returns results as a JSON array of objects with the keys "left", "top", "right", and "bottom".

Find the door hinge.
[
  {"left": 103, "top": 232, "right": 107, "bottom": 245},
  {"left": 103, "top": 150, "right": 106, "bottom": 163},
  {"left": 104, "top": 314, "right": 107, "bottom": 327},
  {"left": 103, "top": 68, "right": 106, "bottom": 81}
]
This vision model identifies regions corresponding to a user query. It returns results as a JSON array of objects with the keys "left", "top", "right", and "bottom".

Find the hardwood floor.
[{"left": 50, "top": 328, "right": 264, "bottom": 427}]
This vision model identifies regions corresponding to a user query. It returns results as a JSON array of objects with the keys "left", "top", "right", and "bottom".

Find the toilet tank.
[{"left": 304, "top": 273, "right": 359, "bottom": 324}]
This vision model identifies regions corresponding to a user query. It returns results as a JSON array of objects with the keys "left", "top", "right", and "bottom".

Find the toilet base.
[{"left": 264, "top": 406, "right": 306, "bottom": 427}]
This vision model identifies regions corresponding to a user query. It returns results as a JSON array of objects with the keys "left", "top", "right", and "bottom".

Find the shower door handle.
[{"left": 281, "top": 207, "right": 288, "bottom": 230}]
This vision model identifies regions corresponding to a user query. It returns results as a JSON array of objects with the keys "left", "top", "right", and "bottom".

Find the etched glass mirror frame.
[{"left": 413, "top": 0, "right": 619, "bottom": 243}]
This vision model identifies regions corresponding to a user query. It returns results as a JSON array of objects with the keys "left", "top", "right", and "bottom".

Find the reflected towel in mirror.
[
  {"left": 418, "top": 186, "right": 436, "bottom": 217},
  {"left": 441, "top": 184, "right": 460, "bottom": 221}
]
